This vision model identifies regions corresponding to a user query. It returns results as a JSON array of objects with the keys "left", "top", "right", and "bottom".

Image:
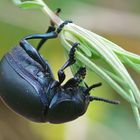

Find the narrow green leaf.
[
  {"left": 124, "top": 56, "right": 140, "bottom": 73},
  {"left": 17, "top": 2, "right": 44, "bottom": 9},
  {"left": 129, "top": 90, "right": 140, "bottom": 128},
  {"left": 83, "top": 28, "right": 140, "bottom": 72},
  {"left": 12, "top": 0, "right": 44, "bottom": 9},
  {"left": 64, "top": 31, "right": 92, "bottom": 57},
  {"left": 101, "top": 67, "right": 129, "bottom": 89}
]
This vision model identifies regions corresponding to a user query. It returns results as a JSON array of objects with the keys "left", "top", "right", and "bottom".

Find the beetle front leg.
[
  {"left": 51, "top": 43, "right": 79, "bottom": 88},
  {"left": 58, "top": 43, "right": 79, "bottom": 84}
]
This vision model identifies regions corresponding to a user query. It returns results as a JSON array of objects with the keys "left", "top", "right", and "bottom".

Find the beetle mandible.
[{"left": 0, "top": 12, "right": 119, "bottom": 123}]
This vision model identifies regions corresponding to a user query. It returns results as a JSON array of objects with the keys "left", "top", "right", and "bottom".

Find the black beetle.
[{"left": 0, "top": 20, "right": 119, "bottom": 124}]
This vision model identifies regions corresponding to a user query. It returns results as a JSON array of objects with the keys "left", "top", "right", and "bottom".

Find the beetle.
[{"left": 0, "top": 20, "right": 119, "bottom": 123}]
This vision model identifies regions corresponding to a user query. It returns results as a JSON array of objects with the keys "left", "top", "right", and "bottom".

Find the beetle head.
[
  {"left": 47, "top": 86, "right": 89, "bottom": 124},
  {"left": 47, "top": 82, "right": 119, "bottom": 124}
]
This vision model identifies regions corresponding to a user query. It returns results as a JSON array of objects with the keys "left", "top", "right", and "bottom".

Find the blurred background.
[{"left": 0, "top": 0, "right": 140, "bottom": 140}]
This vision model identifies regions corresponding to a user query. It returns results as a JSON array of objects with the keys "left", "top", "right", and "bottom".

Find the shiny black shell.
[{"left": 0, "top": 46, "right": 54, "bottom": 122}]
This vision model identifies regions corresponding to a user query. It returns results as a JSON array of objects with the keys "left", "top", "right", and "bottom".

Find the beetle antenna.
[
  {"left": 85, "top": 82, "right": 102, "bottom": 95},
  {"left": 89, "top": 96, "right": 120, "bottom": 105}
]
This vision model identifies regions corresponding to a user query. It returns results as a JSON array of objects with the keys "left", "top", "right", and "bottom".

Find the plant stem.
[{"left": 35, "top": 0, "right": 63, "bottom": 26}]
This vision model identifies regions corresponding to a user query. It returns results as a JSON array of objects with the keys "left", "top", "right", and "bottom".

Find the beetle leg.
[
  {"left": 84, "top": 82, "right": 89, "bottom": 88},
  {"left": 37, "top": 8, "right": 61, "bottom": 51},
  {"left": 23, "top": 31, "right": 57, "bottom": 43},
  {"left": 37, "top": 26, "right": 56, "bottom": 51},
  {"left": 63, "top": 67, "right": 86, "bottom": 88},
  {"left": 57, "top": 42, "right": 79, "bottom": 85}
]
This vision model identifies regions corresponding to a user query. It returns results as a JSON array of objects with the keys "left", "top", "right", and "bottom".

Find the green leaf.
[
  {"left": 101, "top": 66, "right": 129, "bottom": 89},
  {"left": 129, "top": 90, "right": 140, "bottom": 129},
  {"left": 63, "top": 31, "right": 92, "bottom": 57},
  {"left": 12, "top": 0, "right": 44, "bottom": 9},
  {"left": 86, "top": 29, "right": 140, "bottom": 71},
  {"left": 18, "top": 2, "right": 44, "bottom": 9},
  {"left": 124, "top": 56, "right": 140, "bottom": 73}
]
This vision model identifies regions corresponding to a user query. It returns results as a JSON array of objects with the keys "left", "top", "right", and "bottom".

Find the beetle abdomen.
[{"left": 0, "top": 46, "right": 52, "bottom": 122}]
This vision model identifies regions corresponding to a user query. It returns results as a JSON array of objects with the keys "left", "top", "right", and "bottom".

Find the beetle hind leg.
[
  {"left": 20, "top": 40, "right": 47, "bottom": 70},
  {"left": 19, "top": 31, "right": 58, "bottom": 71}
]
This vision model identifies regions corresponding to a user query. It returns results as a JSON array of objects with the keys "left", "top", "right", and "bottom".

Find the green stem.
[{"left": 35, "top": 0, "right": 63, "bottom": 26}]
